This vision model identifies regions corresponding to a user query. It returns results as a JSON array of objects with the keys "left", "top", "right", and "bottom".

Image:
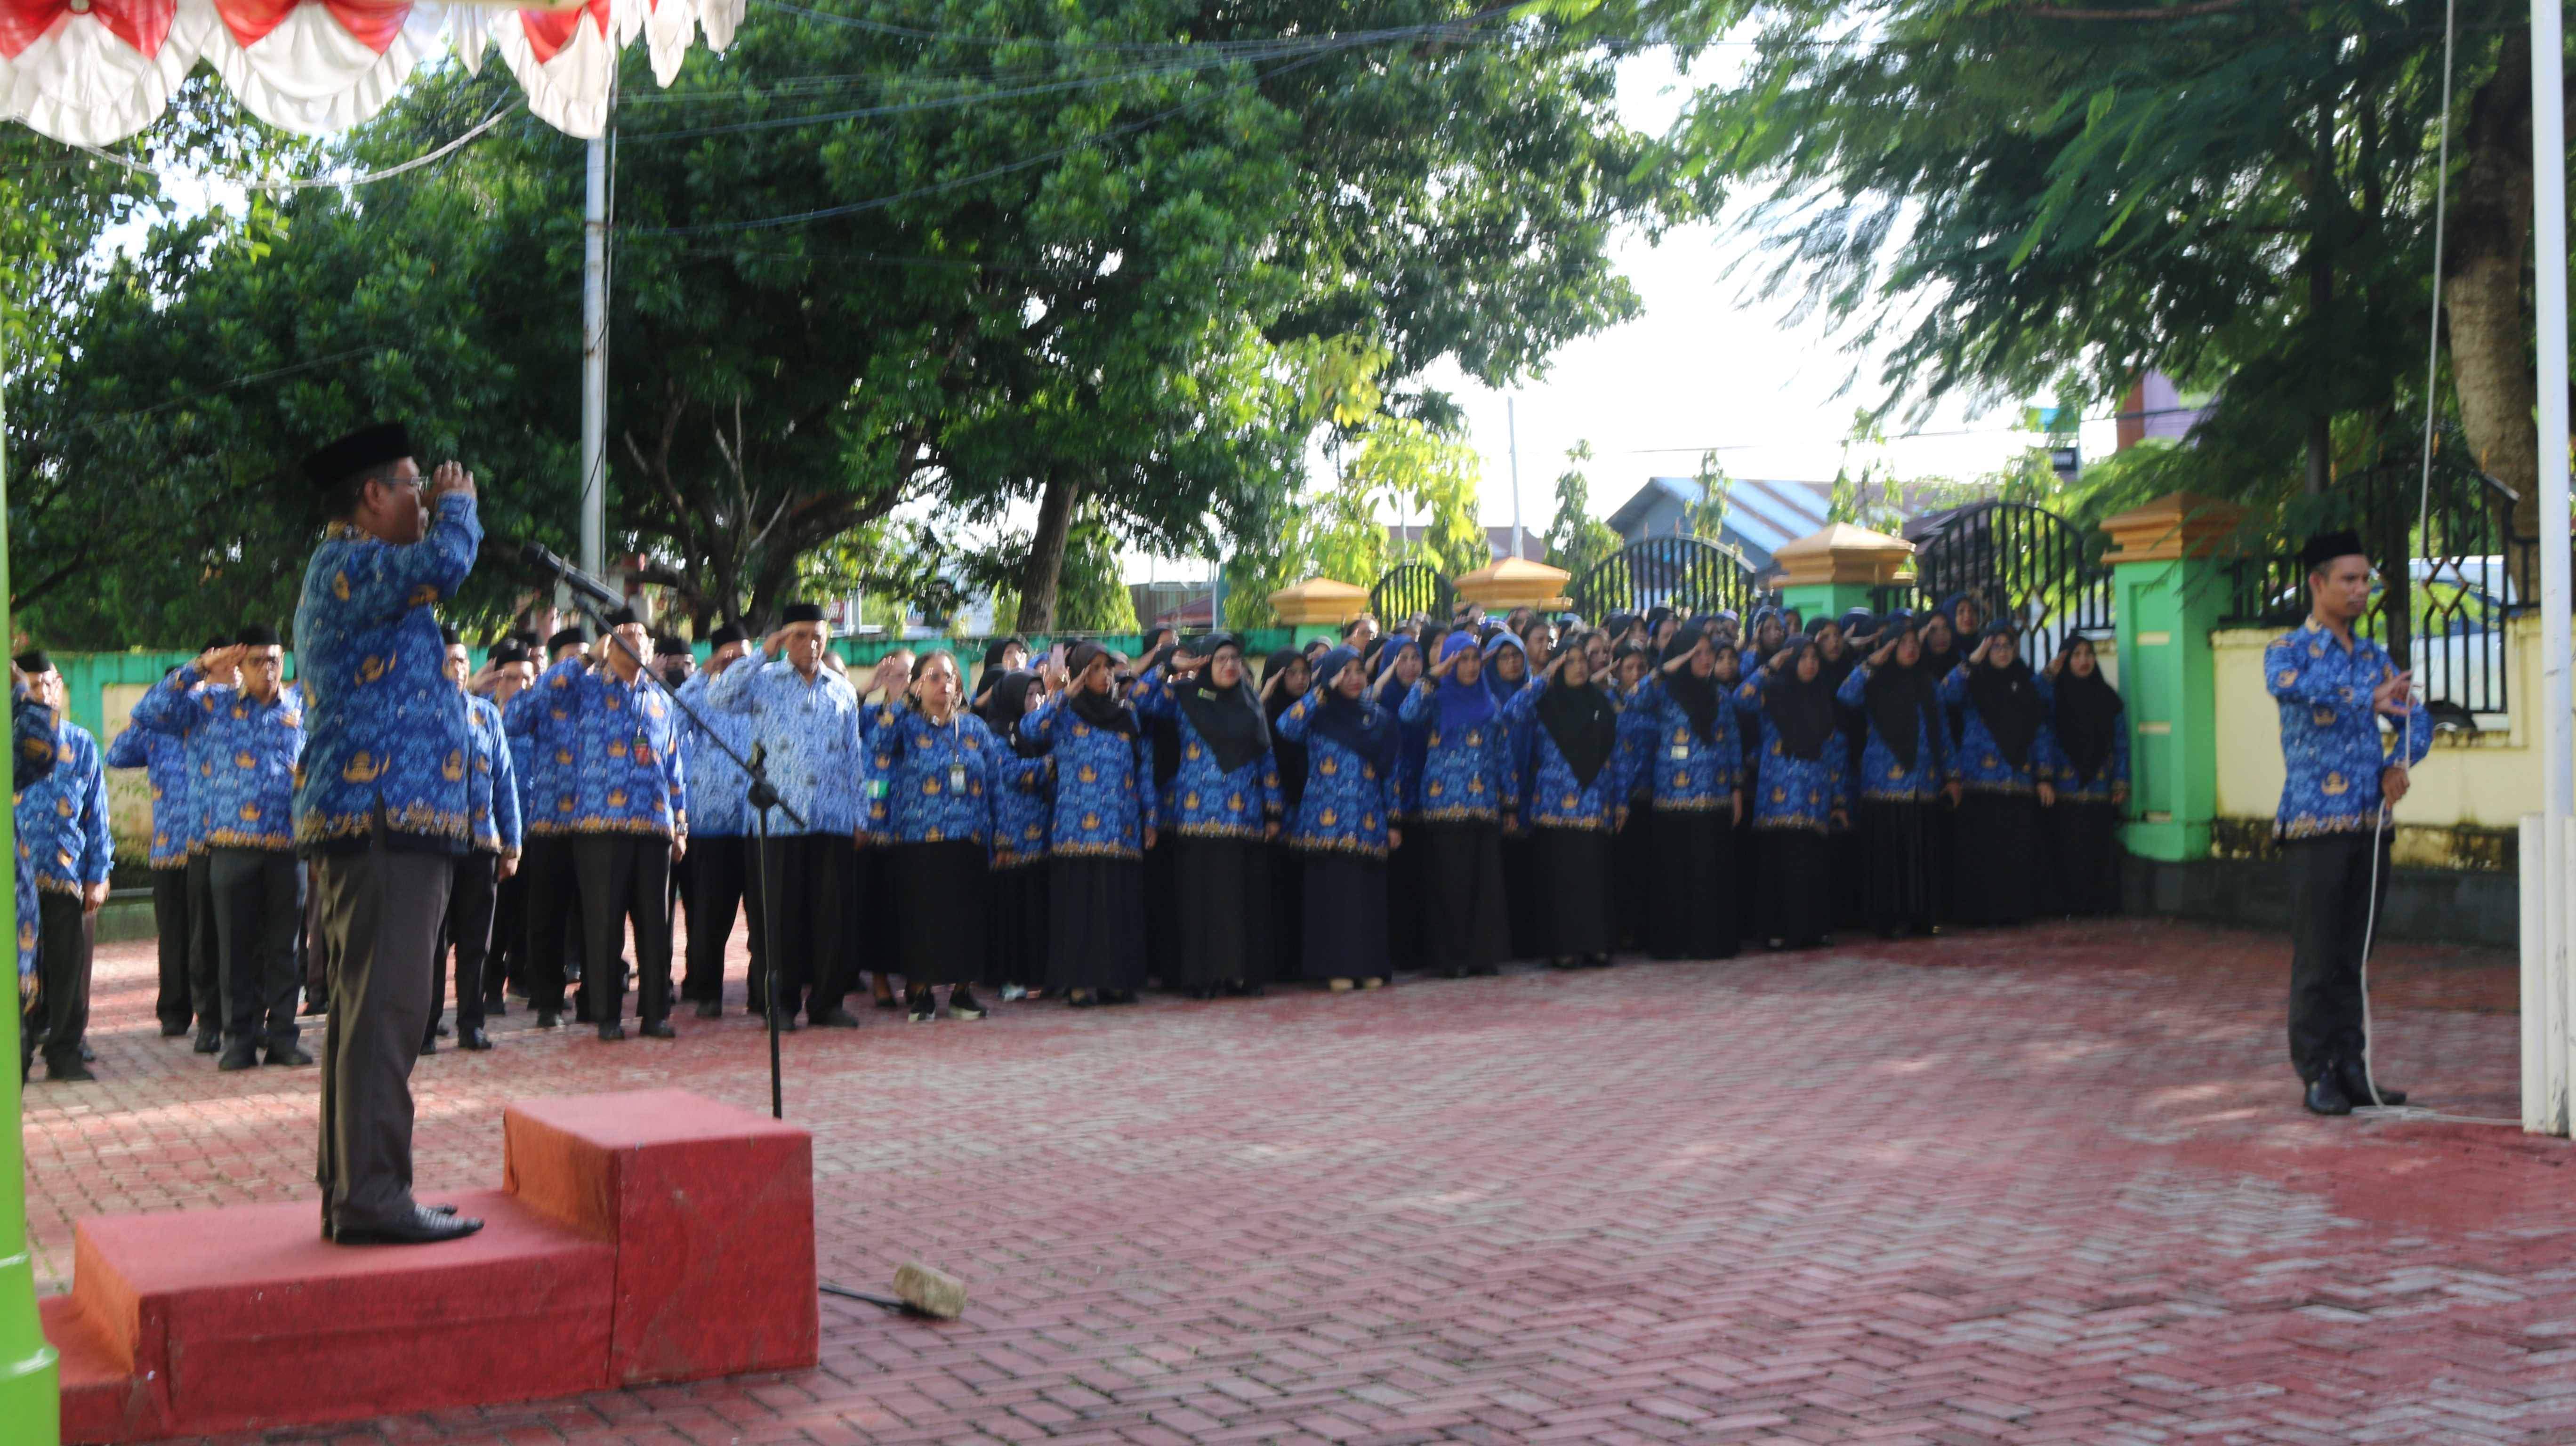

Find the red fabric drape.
[
  {"left": 212, "top": 0, "right": 411, "bottom": 53},
  {"left": 516, "top": 0, "right": 605, "bottom": 64},
  {"left": 0, "top": 0, "right": 174, "bottom": 60}
]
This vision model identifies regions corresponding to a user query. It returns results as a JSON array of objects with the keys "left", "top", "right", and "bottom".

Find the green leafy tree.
[
  {"left": 1682, "top": 448, "right": 1731, "bottom": 543},
  {"left": 1544, "top": 441, "right": 1620, "bottom": 580},
  {"left": 1649, "top": 0, "right": 2553, "bottom": 579}
]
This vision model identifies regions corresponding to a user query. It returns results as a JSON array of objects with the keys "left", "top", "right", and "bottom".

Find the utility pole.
[
  {"left": 1507, "top": 396, "right": 1523, "bottom": 563},
  {"left": 579, "top": 130, "right": 609, "bottom": 586}
]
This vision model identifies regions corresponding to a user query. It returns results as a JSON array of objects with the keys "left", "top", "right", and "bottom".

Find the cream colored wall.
[
  {"left": 99, "top": 683, "right": 153, "bottom": 867},
  {"left": 2214, "top": 616, "right": 2555, "bottom": 865}
]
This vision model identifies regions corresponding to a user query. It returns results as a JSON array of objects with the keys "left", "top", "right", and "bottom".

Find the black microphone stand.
[{"left": 515, "top": 565, "right": 805, "bottom": 1121}]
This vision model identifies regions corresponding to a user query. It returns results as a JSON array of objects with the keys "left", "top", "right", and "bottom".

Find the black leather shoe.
[
  {"left": 695, "top": 999, "right": 722, "bottom": 1019},
  {"left": 483, "top": 994, "right": 507, "bottom": 1018},
  {"left": 193, "top": 1029, "right": 222, "bottom": 1054},
  {"left": 2337, "top": 1057, "right": 2406, "bottom": 1108},
  {"left": 217, "top": 1043, "right": 260, "bottom": 1072},
  {"left": 331, "top": 1205, "right": 484, "bottom": 1246},
  {"left": 640, "top": 1019, "right": 676, "bottom": 1039},
  {"left": 597, "top": 1021, "right": 625, "bottom": 1042},
  {"left": 265, "top": 1044, "right": 314, "bottom": 1067},
  {"left": 419, "top": 1034, "right": 440, "bottom": 1055},
  {"left": 2303, "top": 1071, "right": 2353, "bottom": 1117},
  {"left": 811, "top": 1007, "right": 863, "bottom": 1028},
  {"left": 459, "top": 1028, "right": 492, "bottom": 1051},
  {"left": 48, "top": 1059, "right": 97, "bottom": 1082},
  {"left": 535, "top": 1010, "right": 561, "bottom": 1030},
  {"left": 160, "top": 1020, "right": 191, "bottom": 1038}
]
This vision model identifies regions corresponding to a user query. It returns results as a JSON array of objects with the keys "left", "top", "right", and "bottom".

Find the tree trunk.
[
  {"left": 2445, "top": 33, "right": 2539, "bottom": 595},
  {"left": 1016, "top": 470, "right": 1083, "bottom": 632}
]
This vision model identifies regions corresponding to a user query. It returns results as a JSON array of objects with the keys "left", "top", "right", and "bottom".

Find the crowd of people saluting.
[{"left": 724, "top": 591, "right": 2135, "bottom": 1025}]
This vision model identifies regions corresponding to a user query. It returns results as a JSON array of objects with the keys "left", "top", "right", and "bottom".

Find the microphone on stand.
[{"left": 503, "top": 538, "right": 626, "bottom": 612}]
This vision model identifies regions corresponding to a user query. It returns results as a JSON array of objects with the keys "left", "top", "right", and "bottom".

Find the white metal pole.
[
  {"left": 580, "top": 134, "right": 609, "bottom": 583},
  {"left": 1507, "top": 396, "right": 1523, "bottom": 563},
  {"left": 2532, "top": 0, "right": 2572, "bottom": 1133}
]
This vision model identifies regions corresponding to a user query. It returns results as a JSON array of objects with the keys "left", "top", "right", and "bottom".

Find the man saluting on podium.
[{"left": 292, "top": 423, "right": 485, "bottom": 1245}]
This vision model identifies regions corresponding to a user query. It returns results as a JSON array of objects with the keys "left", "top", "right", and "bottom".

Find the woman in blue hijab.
[
  {"left": 1372, "top": 635, "right": 1427, "bottom": 971},
  {"left": 1396, "top": 632, "right": 1513, "bottom": 976},
  {"left": 1482, "top": 631, "right": 1540, "bottom": 959}
]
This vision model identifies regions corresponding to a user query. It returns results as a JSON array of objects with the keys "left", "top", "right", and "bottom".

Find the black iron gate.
[
  {"left": 1570, "top": 536, "right": 1771, "bottom": 622},
  {"left": 1370, "top": 561, "right": 1452, "bottom": 625},
  {"left": 1875, "top": 500, "right": 2113, "bottom": 661}
]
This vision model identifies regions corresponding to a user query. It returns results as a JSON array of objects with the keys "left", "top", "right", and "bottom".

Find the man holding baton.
[{"left": 292, "top": 422, "right": 484, "bottom": 1244}]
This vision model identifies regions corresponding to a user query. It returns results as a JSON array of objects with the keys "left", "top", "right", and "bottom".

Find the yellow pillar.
[
  {"left": 1267, "top": 577, "right": 1370, "bottom": 646},
  {"left": 1451, "top": 558, "right": 1572, "bottom": 616}
]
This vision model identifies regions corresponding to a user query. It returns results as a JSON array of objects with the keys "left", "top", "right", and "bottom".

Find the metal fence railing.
[{"left": 2219, "top": 441, "right": 2528, "bottom": 719}]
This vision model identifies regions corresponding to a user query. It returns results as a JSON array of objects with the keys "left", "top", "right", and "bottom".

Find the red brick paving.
[{"left": 19, "top": 915, "right": 2573, "bottom": 1444}]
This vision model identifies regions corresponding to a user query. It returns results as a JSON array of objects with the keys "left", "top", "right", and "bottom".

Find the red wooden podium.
[{"left": 42, "top": 1090, "right": 818, "bottom": 1443}]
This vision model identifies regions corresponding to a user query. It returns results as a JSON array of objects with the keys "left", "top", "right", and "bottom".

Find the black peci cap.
[
  {"left": 301, "top": 422, "right": 413, "bottom": 490},
  {"left": 2300, "top": 529, "right": 2367, "bottom": 572},
  {"left": 237, "top": 624, "right": 282, "bottom": 648}
]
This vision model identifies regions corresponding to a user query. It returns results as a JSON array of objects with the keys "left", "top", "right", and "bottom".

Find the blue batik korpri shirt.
[
  {"left": 1396, "top": 678, "right": 1511, "bottom": 826},
  {"left": 464, "top": 692, "right": 522, "bottom": 858},
  {"left": 673, "top": 668, "right": 757, "bottom": 837},
  {"left": 2265, "top": 618, "right": 2432, "bottom": 841},
  {"left": 14, "top": 686, "right": 58, "bottom": 979},
  {"left": 105, "top": 718, "right": 194, "bottom": 868},
  {"left": 1135, "top": 667, "right": 1281, "bottom": 841},
  {"left": 1627, "top": 674, "right": 1745, "bottom": 812},
  {"left": 515, "top": 659, "right": 688, "bottom": 840},
  {"left": 16, "top": 718, "right": 111, "bottom": 899},
  {"left": 860, "top": 701, "right": 998, "bottom": 846},
  {"left": 1020, "top": 695, "right": 1157, "bottom": 860},
  {"left": 1270, "top": 687, "right": 1399, "bottom": 859},
  {"left": 703, "top": 648, "right": 863, "bottom": 837},
  {"left": 129, "top": 669, "right": 305, "bottom": 852},
  {"left": 291, "top": 491, "right": 481, "bottom": 852},
  {"left": 1939, "top": 664, "right": 2058, "bottom": 796}
]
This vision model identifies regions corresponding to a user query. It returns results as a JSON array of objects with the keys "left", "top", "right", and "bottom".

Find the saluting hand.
[
  {"left": 427, "top": 461, "right": 477, "bottom": 504},
  {"left": 2037, "top": 781, "right": 2056, "bottom": 808}
]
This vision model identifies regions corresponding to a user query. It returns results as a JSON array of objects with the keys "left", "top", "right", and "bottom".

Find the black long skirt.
[
  {"left": 1048, "top": 855, "right": 1147, "bottom": 993},
  {"left": 1301, "top": 852, "right": 1389, "bottom": 983},
  {"left": 1756, "top": 827, "right": 1834, "bottom": 948},
  {"left": 1648, "top": 808, "right": 1738, "bottom": 960},
  {"left": 2050, "top": 798, "right": 2125, "bottom": 916},
  {"left": 1416, "top": 820, "right": 1509, "bottom": 976},
  {"left": 888, "top": 840, "right": 988, "bottom": 985},
  {"left": 984, "top": 861, "right": 1049, "bottom": 989},
  {"left": 1502, "top": 835, "right": 1542, "bottom": 960},
  {"left": 1529, "top": 827, "right": 1612, "bottom": 958},
  {"left": 1952, "top": 791, "right": 2040, "bottom": 926},
  {"left": 1860, "top": 798, "right": 1940, "bottom": 934},
  {"left": 1829, "top": 827, "right": 1868, "bottom": 930},
  {"left": 1170, "top": 836, "right": 1272, "bottom": 989},
  {"left": 1143, "top": 832, "right": 1177, "bottom": 985},
  {"left": 1385, "top": 829, "right": 1425, "bottom": 972},
  {"left": 1612, "top": 797, "right": 1656, "bottom": 952},
  {"left": 1270, "top": 848, "right": 1305, "bottom": 982},
  {"left": 1929, "top": 798, "right": 1962, "bottom": 924}
]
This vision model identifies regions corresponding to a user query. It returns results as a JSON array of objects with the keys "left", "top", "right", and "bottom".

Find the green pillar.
[
  {"left": 1778, "top": 580, "right": 1878, "bottom": 622},
  {"left": 0, "top": 337, "right": 61, "bottom": 1446},
  {"left": 2099, "top": 491, "right": 2243, "bottom": 864}
]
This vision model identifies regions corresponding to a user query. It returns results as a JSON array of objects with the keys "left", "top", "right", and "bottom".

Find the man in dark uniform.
[
  {"left": 2265, "top": 530, "right": 2433, "bottom": 1116},
  {"left": 292, "top": 422, "right": 483, "bottom": 1245}
]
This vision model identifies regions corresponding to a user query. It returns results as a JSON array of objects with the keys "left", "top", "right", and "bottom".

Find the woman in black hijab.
[
  {"left": 1836, "top": 620, "right": 1958, "bottom": 936},
  {"left": 1497, "top": 644, "right": 1626, "bottom": 967},
  {"left": 973, "top": 635, "right": 1029, "bottom": 721},
  {"left": 1634, "top": 626, "right": 1746, "bottom": 961},
  {"left": 2043, "top": 635, "right": 2128, "bottom": 916},
  {"left": 1938, "top": 624, "right": 2056, "bottom": 926},
  {"left": 1742, "top": 639, "right": 1848, "bottom": 948},
  {"left": 1140, "top": 634, "right": 1281, "bottom": 996},
  {"left": 1262, "top": 647, "right": 1313, "bottom": 980}
]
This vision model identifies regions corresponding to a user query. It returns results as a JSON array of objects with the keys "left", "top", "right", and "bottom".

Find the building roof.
[{"left": 1606, "top": 476, "right": 1835, "bottom": 565}]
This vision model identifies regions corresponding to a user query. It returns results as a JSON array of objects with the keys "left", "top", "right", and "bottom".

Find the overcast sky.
[{"left": 1421, "top": 51, "right": 2114, "bottom": 538}]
